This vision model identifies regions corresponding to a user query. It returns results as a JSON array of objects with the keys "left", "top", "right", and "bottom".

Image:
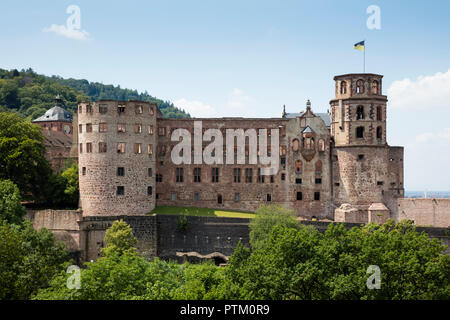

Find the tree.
[
  {"left": 249, "top": 204, "right": 300, "bottom": 250},
  {"left": 227, "top": 219, "right": 450, "bottom": 300},
  {"left": 0, "top": 111, "right": 51, "bottom": 200},
  {"left": 0, "top": 221, "right": 70, "bottom": 300},
  {"left": 101, "top": 220, "right": 138, "bottom": 257},
  {"left": 0, "top": 179, "right": 26, "bottom": 225},
  {"left": 61, "top": 162, "right": 79, "bottom": 208}
]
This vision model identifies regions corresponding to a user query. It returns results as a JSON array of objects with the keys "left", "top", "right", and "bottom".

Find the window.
[
  {"left": 335, "top": 182, "right": 340, "bottom": 187},
  {"left": 372, "top": 80, "right": 379, "bottom": 95},
  {"left": 194, "top": 193, "right": 199, "bottom": 202},
  {"left": 377, "top": 126, "right": 382, "bottom": 139},
  {"left": 315, "top": 178, "right": 322, "bottom": 184},
  {"left": 314, "top": 192, "right": 320, "bottom": 201},
  {"left": 377, "top": 106, "right": 382, "bottom": 121},
  {"left": 171, "top": 193, "right": 176, "bottom": 201},
  {"left": 176, "top": 168, "right": 184, "bottom": 183},
  {"left": 245, "top": 168, "right": 253, "bottom": 183},
  {"left": 99, "top": 123, "right": 107, "bottom": 132},
  {"left": 117, "top": 143, "right": 126, "bottom": 154},
  {"left": 147, "top": 186, "right": 152, "bottom": 196},
  {"left": 148, "top": 168, "right": 152, "bottom": 177},
  {"left": 117, "top": 186, "right": 124, "bottom": 195},
  {"left": 135, "top": 105, "right": 143, "bottom": 114},
  {"left": 78, "top": 124, "right": 82, "bottom": 133},
  {"left": 78, "top": 106, "right": 82, "bottom": 113},
  {"left": 303, "top": 137, "right": 315, "bottom": 150},
  {"left": 356, "top": 80, "right": 364, "bottom": 94},
  {"left": 79, "top": 143, "right": 83, "bottom": 153},
  {"left": 280, "top": 145, "right": 287, "bottom": 156},
  {"left": 156, "top": 174, "right": 163, "bottom": 183},
  {"left": 297, "top": 192, "right": 303, "bottom": 200},
  {"left": 82, "top": 167, "right": 86, "bottom": 175},
  {"left": 86, "top": 105, "right": 93, "bottom": 113},
  {"left": 292, "top": 139, "right": 300, "bottom": 151},
  {"left": 356, "top": 126, "right": 364, "bottom": 138},
  {"left": 135, "top": 123, "right": 142, "bottom": 134},
  {"left": 150, "top": 106, "right": 155, "bottom": 115},
  {"left": 193, "top": 168, "right": 201, "bottom": 183},
  {"left": 234, "top": 193, "right": 240, "bottom": 202},
  {"left": 99, "top": 104, "right": 108, "bottom": 114},
  {"left": 117, "top": 167, "right": 125, "bottom": 176},
  {"left": 217, "top": 194, "right": 223, "bottom": 204},
  {"left": 257, "top": 168, "right": 265, "bottom": 183},
  {"left": 118, "top": 104, "right": 126, "bottom": 113},
  {"left": 158, "top": 127, "right": 166, "bottom": 136},
  {"left": 86, "top": 142, "right": 92, "bottom": 153},
  {"left": 212, "top": 168, "right": 219, "bottom": 183},
  {"left": 356, "top": 106, "right": 365, "bottom": 120},
  {"left": 318, "top": 139, "right": 325, "bottom": 152},
  {"left": 296, "top": 178, "right": 302, "bottom": 185},
  {"left": 270, "top": 175, "right": 274, "bottom": 183},
  {"left": 281, "top": 173, "right": 286, "bottom": 181},
  {"left": 315, "top": 160, "right": 322, "bottom": 175},
  {"left": 377, "top": 181, "right": 384, "bottom": 186},
  {"left": 148, "top": 125, "right": 154, "bottom": 135},
  {"left": 98, "top": 142, "right": 107, "bottom": 153},
  {"left": 117, "top": 123, "right": 126, "bottom": 133},
  {"left": 340, "top": 81, "right": 347, "bottom": 94},
  {"left": 281, "top": 157, "right": 286, "bottom": 170},
  {"left": 86, "top": 123, "right": 93, "bottom": 133},
  {"left": 134, "top": 143, "right": 142, "bottom": 154},
  {"left": 296, "top": 160, "right": 303, "bottom": 174},
  {"left": 266, "top": 194, "right": 272, "bottom": 202},
  {"left": 358, "top": 154, "right": 365, "bottom": 160},
  {"left": 144, "top": 144, "right": 151, "bottom": 156}
]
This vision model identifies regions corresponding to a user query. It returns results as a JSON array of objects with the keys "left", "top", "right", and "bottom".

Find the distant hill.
[{"left": 0, "top": 68, "right": 190, "bottom": 120}]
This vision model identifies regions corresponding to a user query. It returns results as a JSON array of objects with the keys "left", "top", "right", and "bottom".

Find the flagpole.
[{"left": 364, "top": 39, "right": 366, "bottom": 73}]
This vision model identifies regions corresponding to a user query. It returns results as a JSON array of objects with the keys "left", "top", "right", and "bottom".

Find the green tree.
[
  {"left": 249, "top": 204, "right": 300, "bottom": 250},
  {"left": 0, "top": 179, "right": 26, "bottom": 225},
  {"left": 61, "top": 163, "right": 79, "bottom": 208},
  {"left": 0, "top": 221, "right": 70, "bottom": 300},
  {"left": 0, "top": 111, "right": 51, "bottom": 200},
  {"left": 101, "top": 220, "right": 138, "bottom": 257}
]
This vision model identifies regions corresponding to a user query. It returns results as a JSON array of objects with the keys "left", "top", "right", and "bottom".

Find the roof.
[
  {"left": 368, "top": 203, "right": 389, "bottom": 211},
  {"left": 285, "top": 112, "right": 331, "bottom": 127},
  {"left": 302, "top": 125, "right": 314, "bottom": 133},
  {"left": 42, "top": 130, "right": 73, "bottom": 148},
  {"left": 33, "top": 106, "right": 73, "bottom": 123}
]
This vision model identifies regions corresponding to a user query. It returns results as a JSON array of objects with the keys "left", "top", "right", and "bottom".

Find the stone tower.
[
  {"left": 77, "top": 100, "right": 158, "bottom": 216},
  {"left": 330, "top": 74, "right": 404, "bottom": 222}
]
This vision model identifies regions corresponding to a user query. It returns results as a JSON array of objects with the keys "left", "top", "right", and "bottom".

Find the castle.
[
  {"left": 76, "top": 73, "right": 403, "bottom": 223},
  {"left": 27, "top": 72, "right": 450, "bottom": 262}
]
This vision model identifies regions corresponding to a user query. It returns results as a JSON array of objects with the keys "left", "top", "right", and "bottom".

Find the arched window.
[
  {"left": 356, "top": 80, "right": 364, "bottom": 94},
  {"left": 318, "top": 139, "right": 325, "bottom": 152},
  {"left": 372, "top": 80, "right": 379, "bottom": 95},
  {"left": 315, "top": 160, "right": 322, "bottom": 175},
  {"left": 376, "top": 106, "right": 382, "bottom": 121},
  {"left": 356, "top": 126, "right": 364, "bottom": 138},
  {"left": 292, "top": 139, "right": 300, "bottom": 152},
  {"left": 303, "top": 137, "right": 315, "bottom": 150},
  {"left": 340, "top": 81, "right": 347, "bottom": 94},
  {"left": 377, "top": 126, "right": 382, "bottom": 140},
  {"left": 356, "top": 106, "right": 365, "bottom": 120},
  {"left": 296, "top": 160, "right": 302, "bottom": 173}
]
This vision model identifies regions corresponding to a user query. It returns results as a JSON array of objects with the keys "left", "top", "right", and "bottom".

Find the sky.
[{"left": 0, "top": 0, "right": 449, "bottom": 191}]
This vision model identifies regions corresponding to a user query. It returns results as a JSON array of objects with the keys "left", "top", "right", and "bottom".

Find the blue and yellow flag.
[{"left": 354, "top": 41, "right": 365, "bottom": 52}]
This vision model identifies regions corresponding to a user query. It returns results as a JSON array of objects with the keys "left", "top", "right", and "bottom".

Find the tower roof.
[{"left": 32, "top": 96, "right": 73, "bottom": 123}]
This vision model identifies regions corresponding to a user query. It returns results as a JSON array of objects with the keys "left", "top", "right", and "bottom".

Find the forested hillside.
[{"left": 0, "top": 68, "right": 190, "bottom": 120}]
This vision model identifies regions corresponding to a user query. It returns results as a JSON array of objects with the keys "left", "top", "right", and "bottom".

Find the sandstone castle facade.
[{"left": 76, "top": 73, "right": 404, "bottom": 223}]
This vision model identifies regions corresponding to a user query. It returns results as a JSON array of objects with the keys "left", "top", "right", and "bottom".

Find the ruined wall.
[
  {"left": 398, "top": 198, "right": 450, "bottom": 228},
  {"left": 78, "top": 101, "right": 157, "bottom": 216}
]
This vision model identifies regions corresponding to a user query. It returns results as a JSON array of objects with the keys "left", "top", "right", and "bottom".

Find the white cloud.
[
  {"left": 173, "top": 98, "right": 216, "bottom": 118},
  {"left": 388, "top": 69, "right": 450, "bottom": 109},
  {"left": 43, "top": 24, "right": 90, "bottom": 41},
  {"left": 414, "top": 127, "right": 450, "bottom": 143},
  {"left": 227, "top": 88, "right": 253, "bottom": 110}
]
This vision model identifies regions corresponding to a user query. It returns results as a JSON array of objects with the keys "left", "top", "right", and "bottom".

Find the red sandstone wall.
[{"left": 398, "top": 198, "right": 450, "bottom": 227}]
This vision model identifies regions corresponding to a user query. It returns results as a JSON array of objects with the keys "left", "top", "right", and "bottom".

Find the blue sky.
[{"left": 1, "top": 0, "right": 450, "bottom": 190}]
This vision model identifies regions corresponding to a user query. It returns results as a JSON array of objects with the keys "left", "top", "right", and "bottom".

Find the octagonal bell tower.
[{"left": 330, "top": 73, "right": 387, "bottom": 147}]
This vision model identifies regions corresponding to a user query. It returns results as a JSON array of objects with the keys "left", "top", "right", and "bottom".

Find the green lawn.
[{"left": 149, "top": 206, "right": 255, "bottom": 219}]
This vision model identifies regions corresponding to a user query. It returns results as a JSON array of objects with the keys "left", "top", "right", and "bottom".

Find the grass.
[{"left": 149, "top": 206, "right": 255, "bottom": 219}]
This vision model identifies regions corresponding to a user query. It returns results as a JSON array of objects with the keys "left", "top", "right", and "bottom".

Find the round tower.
[{"left": 78, "top": 100, "right": 157, "bottom": 216}]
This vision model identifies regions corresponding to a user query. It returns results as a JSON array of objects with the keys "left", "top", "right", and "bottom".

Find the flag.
[{"left": 354, "top": 41, "right": 365, "bottom": 52}]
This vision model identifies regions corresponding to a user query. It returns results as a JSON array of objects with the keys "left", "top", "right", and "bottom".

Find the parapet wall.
[{"left": 398, "top": 198, "right": 450, "bottom": 228}]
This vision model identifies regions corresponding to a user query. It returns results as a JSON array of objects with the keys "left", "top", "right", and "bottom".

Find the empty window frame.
[
  {"left": 212, "top": 167, "right": 219, "bottom": 183},
  {"left": 193, "top": 167, "right": 201, "bottom": 183},
  {"left": 99, "top": 123, "right": 107, "bottom": 133},
  {"left": 175, "top": 168, "right": 184, "bottom": 183},
  {"left": 98, "top": 142, "right": 107, "bottom": 153},
  {"left": 117, "top": 143, "right": 126, "bottom": 154},
  {"left": 245, "top": 168, "right": 253, "bottom": 183}
]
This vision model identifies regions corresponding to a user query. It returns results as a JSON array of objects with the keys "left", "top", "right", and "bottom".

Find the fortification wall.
[{"left": 398, "top": 198, "right": 450, "bottom": 228}]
